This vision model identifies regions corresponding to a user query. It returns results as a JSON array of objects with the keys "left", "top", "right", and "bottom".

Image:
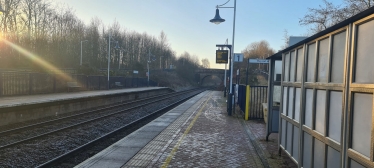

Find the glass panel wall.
[
  {"left": 354, "top": 19, "right": 374, "bottom": 83},
  {"left": 330, "top": 31, "right": 346, "bottom": 83},
  {"left": 317, "top": 38, "right": 329, "bottom": 82},
  {"left": 306, "top": 43, "right": 316, "bottom": 82}
]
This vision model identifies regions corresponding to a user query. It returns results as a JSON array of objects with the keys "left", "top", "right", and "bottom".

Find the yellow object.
[
  {"left": 262, "top": 103, "right": 268, "bottom": 123},
  {"left": 245, "top": 85, "right": 250, "bottom": 120}
]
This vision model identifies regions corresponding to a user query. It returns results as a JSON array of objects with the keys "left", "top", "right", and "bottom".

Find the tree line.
[
  {"left": 0, "top": 0, "right": 208, "bottom": 78},
  {"left": 238, "top": 40, "right": 275, "bottom": 86},
  {"left": 300, "top": 0, "right": 373, "bottom": 33}
]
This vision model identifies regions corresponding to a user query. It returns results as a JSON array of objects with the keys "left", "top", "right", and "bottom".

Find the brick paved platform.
[
  {"left": 146, "top": 91, "right": 264, "bottom": 168},
  {"left": 77, "top": 90, "right": 297, "bottom": 168}
]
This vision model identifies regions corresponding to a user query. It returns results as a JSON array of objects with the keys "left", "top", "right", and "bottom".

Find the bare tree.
[
  {"left": 201, "top": 58, "right": 210, "bottom": 68},
  {"left": 0, "top": 0, "right": 181, "bottom": 74},
  {"left": 242, "top": 40, "right": 275, "bottom": 59},
  {"left": 300, "top": 0, "right": 374, "bottom": 33},
  {"left": 240, "top": 40, "right": 275, "bottom": 85},
  {"left": 175, "top": 52, "right": 200, "bottom": 84},
  {"left": 280, "top": 29, "right": 289, "bottom": 50},
  {"left": 159, "top": 31, "right": 169, "bottom": 69}
]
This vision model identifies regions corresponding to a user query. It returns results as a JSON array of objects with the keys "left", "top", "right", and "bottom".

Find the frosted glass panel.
[
  {"left": 292, "top": 125, "right": 299, "bottom": 160},
  {"left": 355, "top": 19, "right": 374, "bottom": 83},
  {"left": 284, "top": 53, "right": 290, "bottom": 81},
  {"left": 286, "top": 122, "right": 293, "bottom": 153},
  {"left": 315, "top": 90, "right": 326, "bottom": 135},
  {"left": 327, "top": 146, "right": 341, "bottom": 168},
  {"left": 352, "top": 93, "right": 372, "bottom": 157},
  {"left": 305, "top": 89, "right": 313, "bottom": 128},
  {"left": 290, "top": 51, "right": 296, "bottom": 82},
  {"left": 281, "top": 119, "right": 286, "bottom": 147},
  {"left": 296, "top": 48, "right": 304, "bottom": 82},
  {"left": 350, "top": 159, "right": 365, "bottom": 168},
  {"left": 273, "top": 86, "right": 281, "bottom": 103},
  {"left": 282, "top": 87, "right": 288, "bottom": 114},
  {"left": 313, "top": 138, "right": 324, "bottom": 168},
  {"left": 317, "top": 38, "right": 329, "bottom": 82},
  {"left": 294, "top": 88, "right": 301, "bottom": 122},
  {"left": 288, "top": 87, "right": 294, "bottom": 118},
  {"left": 331, "top": 31, "right": 346, "bottom": 83},
  {"left": 274, "top": 60, "right": 282, "bottom": 81},
  {"left": 328, "top": 91, "right": 342, "bottom": 143},
  {"left": 307, "top": 43, "right": 316, "bottom": 82},
  {"left": 303, "top": 133, "right": 312, "bottom": 168}
]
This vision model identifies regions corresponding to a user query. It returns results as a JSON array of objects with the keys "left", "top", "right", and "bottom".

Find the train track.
[
  {"left": 0, "top": 90, "right": 197, "bottom": 136},
  {"left": 0, "top": 88, "right": 199, "bottom": 147},
  {"left": 0, "top": 88, "right": 206, "bottom": 167}
]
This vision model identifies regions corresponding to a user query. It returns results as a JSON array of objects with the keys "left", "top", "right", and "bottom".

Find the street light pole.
[
  {"left": 108, "top": 32, "right": 112, "bottom": 89},
  {"left": 147, "top": 49, "right": 150, "bottom": 87},
  {"left": 80, "top": 40, "right": 88, "bottom": 66},
  {"left": 107, "top": 32, "right": 119, "bottom": 89},
  {"left": 230, "top": 0, "right": 237, "bottom": 114},
  {"left": 210, "top": 0, "right": 237, "bottom": 115},
  {"left": 119, "top": 49, "right": 123, "bottom": 70},
  {"left": 224, "top": 63, "right": 227, "bottom": 97},
  {"left": 160, "top": 56, "right": 163, "bottom": 69}
]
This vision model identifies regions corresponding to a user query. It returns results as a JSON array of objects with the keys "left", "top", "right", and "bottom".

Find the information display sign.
[
  {"left": 249, "top": 59, "right": 269, "bottom": 64},
  {"left": 216, "top": 50, "right": 228, "bottom": 64},
  {"left": 234, "top": 53, "right": 244, "bottom": 62}
]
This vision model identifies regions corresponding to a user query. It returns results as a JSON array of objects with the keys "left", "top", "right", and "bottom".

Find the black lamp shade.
[{"left": 210, "top": 8, "right": 225, "bottom": 24}]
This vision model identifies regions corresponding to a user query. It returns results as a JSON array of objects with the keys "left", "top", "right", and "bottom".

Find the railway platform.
[
  {"left": 76, "top": 91, "right": 297, "bottom": 168},
  {"left": 0, "top": 87, "right": 171, "bottom": 126},
  {"left": 0, "top": 87, "right": 167, "bottom": 108}
]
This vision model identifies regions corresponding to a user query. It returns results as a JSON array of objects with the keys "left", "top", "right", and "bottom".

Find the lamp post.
[
  {"left": 119, "top": 49, "right": 124, "bottom": 70},
  {"left": 80, "top": 40, "right": 88, "bottom": 66},
  {"left": 107, "top": 32, "right": 120, "bottom": 89},
  {"left": 216, "top": 44, "right": 232, "bottom": 115},
  {"left": 210, "top": 0, "right": 237, "bottom": 115},
  {"left": 147, "top": 49, "right": 151, "bottom": 87},
  {"left": 223, "top": 39, "right": 228, "bottom": 98},
  {"left": 224, "top": 63, "right": 227, "bottom": 97},
  {"left": 147, "top": 49, "right": 156, "bottom": 87},
  {"left": 160, "top": 55, "right": 163, "bottom": 69},
  {"left": 148, "top": 51, "right": 150, "bottom": 87}
]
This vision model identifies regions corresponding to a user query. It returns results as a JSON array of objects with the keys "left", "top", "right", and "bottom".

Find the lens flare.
[{"left": 1, "top": 38, "right": 74, "bottom": 82}]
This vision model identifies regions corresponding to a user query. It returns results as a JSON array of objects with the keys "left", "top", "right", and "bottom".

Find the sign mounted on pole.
[
  {"left": 216, "top": 50, "right": 228, "bottom": 64},
  {"left": 234, "top": 53, "right": 244, "bottom": 62},
  {"left": 249, "top": 59, "right": 269, "bottom": 64}
]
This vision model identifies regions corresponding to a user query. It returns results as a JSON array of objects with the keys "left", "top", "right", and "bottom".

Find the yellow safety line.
[{"left": 161, "top": 92, "right": 212, "bottom": 168}]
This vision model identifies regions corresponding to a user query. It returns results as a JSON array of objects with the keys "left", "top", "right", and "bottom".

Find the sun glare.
[{"left": 1, "top": 38, "right": 74, "bottom": 82}]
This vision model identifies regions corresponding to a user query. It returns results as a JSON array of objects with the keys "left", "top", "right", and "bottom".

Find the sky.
[{"left": 52, "top": 0, "right": 343, "bottom": 69}]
